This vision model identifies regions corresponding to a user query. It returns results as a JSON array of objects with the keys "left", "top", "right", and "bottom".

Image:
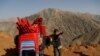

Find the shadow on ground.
[
  {"left": 4, "top": 48, "right": 50, "bottom": 56},
  {"left": 3, "top": 48, "right": 17, "bottom": 56}
]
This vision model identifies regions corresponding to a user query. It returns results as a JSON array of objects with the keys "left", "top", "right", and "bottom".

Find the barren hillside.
[
  {"left": 27, "top": 8, "right": 100, "bottom": 46},
  {"left": 0, "top": 22, "right": 17, "bottom": 37}
]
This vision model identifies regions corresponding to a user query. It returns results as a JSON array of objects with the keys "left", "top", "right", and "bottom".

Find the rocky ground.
[
  {"left": 0, "top": 32, "right": 15, "bottom": 56},
  {"left": 44, "top": 45, "right": 100, "bottom": 56},
  {"left": 2, "top": 44, "right": 100, "bottom": 56},
  {"left": 0, "top": 32, "right": 100, "bottom": 56}
]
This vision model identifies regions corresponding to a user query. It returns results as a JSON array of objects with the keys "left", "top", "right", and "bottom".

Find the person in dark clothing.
[
  {"left": 45, "top": 36, "right": 51, "bottom": 48},
  {"left": 39, "top": 37, "right": 46, "bottom": 56},
  {"left": 40, "top": 36, "right": 52, "bottom": 56},
  {"left": 50, "top": 29, "right": 63, "bottom": 56}
]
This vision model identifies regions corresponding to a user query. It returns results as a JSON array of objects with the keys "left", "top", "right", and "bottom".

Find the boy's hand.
[{"left": 60, "top": 32, "right": 63, "bottom": 34}]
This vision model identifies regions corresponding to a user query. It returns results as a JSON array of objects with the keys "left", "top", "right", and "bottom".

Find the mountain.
[
  {"left": 0, "top": 22, "right": 17, "bottom": 37},
  {"left": 26, "top": 8, "right": 100, "bottom": 46},
  {"left": 1, "top": 8, "right": 100, "bottom": 46},
  {"left": 0, "top": 17, "right": 17, "bottom": 22},
  {"left": 0, "top": 8, "right": 100, "bottom": 45}
]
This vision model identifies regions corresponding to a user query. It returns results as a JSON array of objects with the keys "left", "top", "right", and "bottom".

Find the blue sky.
[{"left": 0, "top": 0, "right": 100, "bottom": 19}]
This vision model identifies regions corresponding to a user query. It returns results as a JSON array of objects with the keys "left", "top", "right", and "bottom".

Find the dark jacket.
[{"left": 51, "top": 32, "right": 63, "bottom": 47}]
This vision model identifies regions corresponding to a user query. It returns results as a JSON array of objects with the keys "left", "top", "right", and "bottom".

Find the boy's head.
[{"left": 53, "top": 29, "right": 59, "bottom": 34}]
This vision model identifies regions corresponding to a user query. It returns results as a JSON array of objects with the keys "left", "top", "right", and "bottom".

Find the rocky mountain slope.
[
  {"left": 26, "top": 8, "right": 100, "bottom": 46},
  {"left": 0, "top": 22, "right": 17, "bottom": 37},
  {"left": 0, "top": 8, "right": 100, "bottom": 46}
]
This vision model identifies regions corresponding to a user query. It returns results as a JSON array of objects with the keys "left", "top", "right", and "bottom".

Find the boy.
[{"left": 50, "top": 29, "right": 63, "bottom": 56}]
